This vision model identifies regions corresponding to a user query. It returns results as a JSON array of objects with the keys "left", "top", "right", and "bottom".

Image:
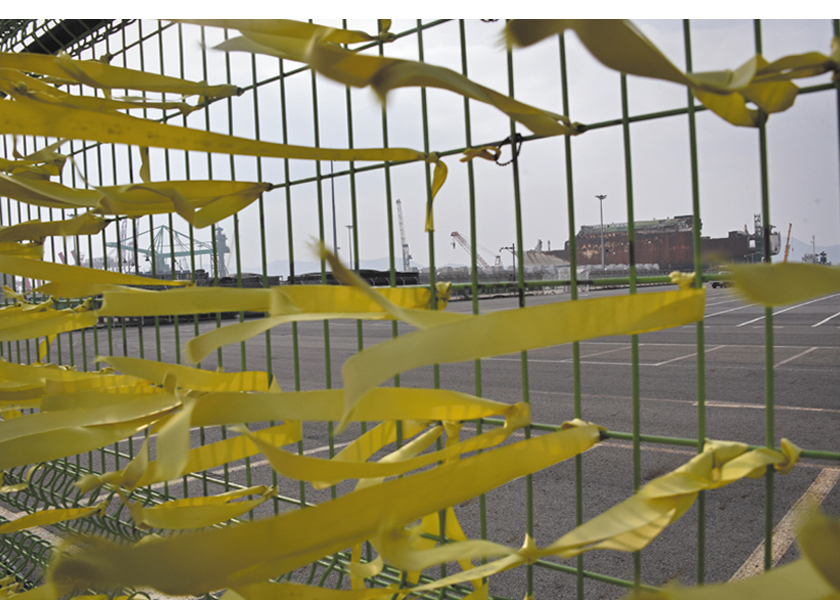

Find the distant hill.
[{"left": 777, "top": 237, "right": 839, "bottom": 264}]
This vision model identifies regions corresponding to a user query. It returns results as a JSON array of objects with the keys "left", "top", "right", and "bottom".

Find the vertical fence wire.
[
  {"left": 557, "top": 28, "right": 588, "bottom": 600},
  {"left": 682, "top": 19, "right": 707, "bottom": 586},
  {"left": 618, "top": 71, "right": 643, "bottom": 591},
  {"left": 751, "top": 19, "right": 777, "bottom": 573}
]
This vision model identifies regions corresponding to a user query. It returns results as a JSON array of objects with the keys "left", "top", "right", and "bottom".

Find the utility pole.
[
  {"left": 595, "top": 194, "right": 607, "bottom": 273},
  {"left": 500, "top": 243, "right": 517, "bottom": 277},
  {"left": 345, "top": 225, "right": 354, "bottom": 270},
  {"left": 330, "top": 161, "right": 338, "bottom": 255}
]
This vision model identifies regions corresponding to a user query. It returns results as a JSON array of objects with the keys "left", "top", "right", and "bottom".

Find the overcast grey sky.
[{"left": 21, "top": 18, "right": 840, "bottom": 274}]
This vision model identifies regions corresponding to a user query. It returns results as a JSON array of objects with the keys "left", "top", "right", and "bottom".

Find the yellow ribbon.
[
  {"left": 0, "top": 50, "right": 239, "bottom": 98},
  {"left": 729, "top": 262, "right": 840, "bottom": 306},
  {"left": 212, "top": 25, "right": 579, "bottom": 139},
  {"left": 187, "top": 387, "right": 518, "bottom": 427},
  {"left": 40, "top": 388, "right": 166, "bottom": 413},
  {"left": 228, "top": 582, "right": 397, "bottom": 600},
  {"left": 0, "top": 22, "right": 834, "bottom": 600},
  {"left": 0, "top": 94, "right": 447, "bottom": 202},
  {"left": 341, "top": 287, "right": 705, "bottom": 427},
  {"left": 100, "top": 355, "right": 271, "bottom": 392},
  {"left": 0, "top": 171, "right": 270, "bottom": 228},
  {"left": 505, "top": 20, "right": 834, "bottom": 127},
  {"left": 98, "top": 283, "right": 446, "bottom": 317},
  {"left": 0, "top": 149, "right": 65, "bottom": 178},
  {"left": 175, "top": 19, "right": 394, "bottom": 45},
  {"left": 542, "top": 438, "right": 800, "bottom": 557},
  {"left": 0, "top": 394, "right": 180, "bottom": 470},
  {"left": 0, "top": 381, "right": 44, "bottom": 403},
  {"left": 0, "top": 240, "right": 42, "bottom": 259},
  {"left": 0, "top": 360, "right": 113, "bottom": 386},
  {"left": 461, "top": 146, "right": 502, "bottom": 163},
  {"left": 76, "top": 422, "right": 302, "bottom": 494},
  {"left": 0, "top": 501, "right": 107, "bottom": 534},
  {"left": 392, "top": 439, "right": 801, "bottom": 592},
  {"left": 48, "top": 422, "right": 602, "bottom": 595},
  {"left": 0, "top": 254, "right": 189, "bottom": 288},
  {"left": 633, "top": 510, "right": 840, "bottom": 599},
  {"left": 0, "top": 212, "right": 107, "bottom": 243},
  {"left": 125, "top": 485, "right": 276, "bottom": 530},
  {"left": 0, "top": 302, "right": 98, "bottom": 342},
  {"left": 0, "top": 68, "right": 200, "bottom": 116},
  {"left": 233, "top": 402, "right": 528, "bottom": 486}
]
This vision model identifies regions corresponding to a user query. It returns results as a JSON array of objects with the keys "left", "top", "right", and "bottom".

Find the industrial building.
[{"left": 550, "top": 214, "right": 781, "bottom": 271}]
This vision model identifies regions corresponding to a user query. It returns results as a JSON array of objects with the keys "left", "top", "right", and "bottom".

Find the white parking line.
[
  {"left": 490, "top": 344, "right": 732, "bottom": 367},
  {"left": 706, "top": 304, "right": 754, "bottom": 318},
  {"left": 486, "top": 358, "right": 661, "bottom": 367},
  {"left": 736, "top": 294, "right": 840, "bottom": 327},
  {"left": 774, "top": 346, "right": 818, "bottom": 368},
  {"left": 534, "top": 390, "right": 840, "bottom": 414},
  {"left": 579, "top": 345, "right": 633, "bottom": 359},
  {"left": 730, "top": 468, "right": 840, "bottom": 581},
  {"left": 705, "top": 298, "right": 744, "bottom": 307},
  {"left": 485, "top": 357, "right": 568, "bottom": 364},
  {"left": 653, "top": 345, "right": 726, "bottom": 366},
  {"left": 812, "top": 310, "right": 840, "bottom": 328},
  {"left": 699, "top": 401, "right": 840, "bottom": 414}
]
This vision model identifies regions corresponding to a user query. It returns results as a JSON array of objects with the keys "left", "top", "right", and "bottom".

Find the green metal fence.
[{"left": 0, "top": 18, "right": 839, "bottom": 600}]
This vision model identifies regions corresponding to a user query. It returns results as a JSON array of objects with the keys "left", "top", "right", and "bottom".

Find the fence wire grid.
[{"left": 0, "top": 17, "right": 839, "bottom": 600}]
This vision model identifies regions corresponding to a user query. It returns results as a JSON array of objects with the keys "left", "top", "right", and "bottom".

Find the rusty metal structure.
[{"left": 552, "top": 214, "right": 780, "bottom": 271}]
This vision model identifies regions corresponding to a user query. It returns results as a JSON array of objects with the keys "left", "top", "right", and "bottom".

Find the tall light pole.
[
  {"left": 330, "top": 161, "right": 339, "bottom": 255},
  {"left": 595, "top": 195, "right": 607, "bottom": 273},
  {"left": 345, "top": 225, "right": 354, "bottom": 270}
]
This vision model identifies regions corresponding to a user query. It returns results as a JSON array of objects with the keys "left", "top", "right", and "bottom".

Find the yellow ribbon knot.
[
  {"left": 669, "top": 271, "right": 696, "bottom": 290},
  {"left": 461, "top": 146, "right": 502, "bottom": 163}
]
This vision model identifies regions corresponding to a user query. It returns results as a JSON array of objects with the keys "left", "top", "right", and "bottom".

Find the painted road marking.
[
  {"left": 812, "top": 310, "right": 840, "bottom": 328},
  {"left": 736, "top": 294, "right": 840, "bottom": 327},
  {"left": 729, "top": 468, "right": 840, "bottom": 581},
  {"left": 578, "top": 345, "right": 633, "bottom": 359},
  {"left": 532, "top": 389, "right": 840, "bottom": 414},
  {"left": 652, "top": 345, "right": 726, "bottom": 366},
  {"left": 699, "top": 401, "right": 840, "bottom": 414},
  {"left": 534, "top": 389, "right": 840, "bottom": 414},
  {"left": 774, "top": 346, "right": 818, "bottom": 368},
  {"left": 706, "top": 304, "right": 755, "bottom": 318},
  {"left": 705, "top": 298, "right": 744, "bottom": 307},
  {"left": 486, "top": 357, "right": 662, "bottom": 366}
]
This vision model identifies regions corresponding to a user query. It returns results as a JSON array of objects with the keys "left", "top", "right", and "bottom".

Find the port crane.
[
  {"left": 395, "top": 199, "right": 412, "bottom": 271},
  {"left": 783, "top": 223, "right": 792, "bottom": 262},
  {"left": 104, "top": 224, "right": 229, "bottom": 276},
  {"left": 450, "top": 231, "right": 501, "bottom": 268}
]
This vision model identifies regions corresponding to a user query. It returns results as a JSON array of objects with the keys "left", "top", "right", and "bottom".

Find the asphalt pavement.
[{"left": 21, "top": 284, "right": 840, "bottom": 600}]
